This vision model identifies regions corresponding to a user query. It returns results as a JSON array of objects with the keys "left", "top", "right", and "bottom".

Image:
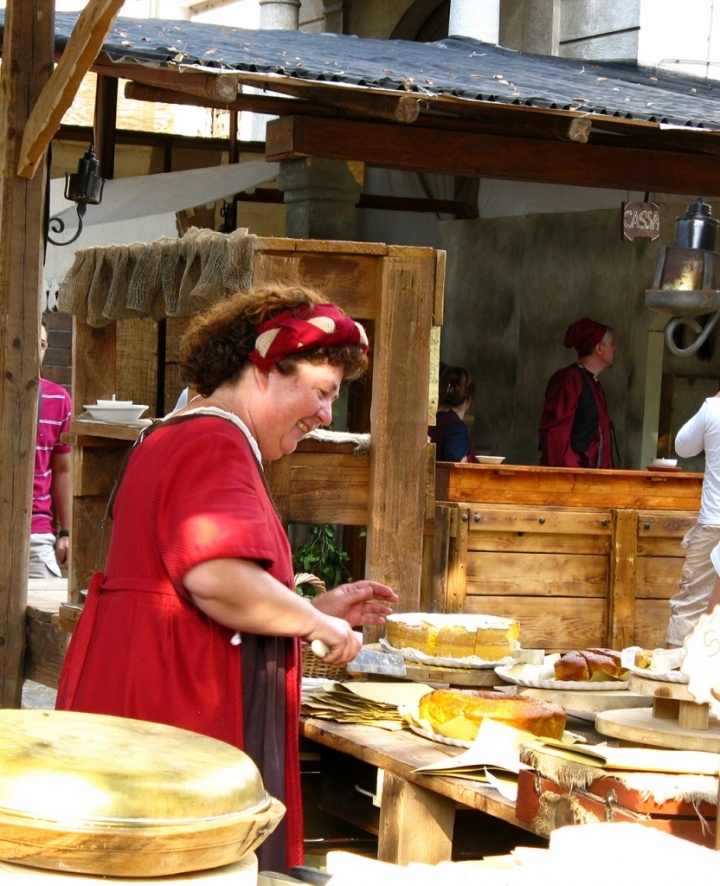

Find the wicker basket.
[{"left": 295, "top": 573, "right": 348, "bottom": 682}]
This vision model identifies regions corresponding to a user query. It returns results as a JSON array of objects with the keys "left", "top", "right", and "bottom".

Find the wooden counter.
[
  {"left": 425, "top": 463, "right": 704, "bottom": 652},
  {"left": 300, "top": 717, "right": 535, "bottom": 864},
  {"left": 435, "top": 462, "right": 703, "bottom": 510}
]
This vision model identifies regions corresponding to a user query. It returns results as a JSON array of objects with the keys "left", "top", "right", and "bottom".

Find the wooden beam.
[
  {"left": 238, "top": 79, "right": 421, "bottom": 123},
  {"left": 94, "top": 74, "right": 118, "bottom": 179},
  {"left": 124, "top": 80, "right": 337, "bottom": 118},
  {"left": 93, "top": 60, "right": 240, "bottom": 103},
  {"left": 266, "top": 115, "right": 720, "bottom": 195},
  {"left": 235, "top": 186, "right": 473, "bottom": 217},
  {"left": 17, "top": 0, "right": 126, "bottom": 179},
  {"left": 0, "top": 0, "right": 54, "bottom": 707},
  {"left": 421, "top": 95, "right": 593, "bottom": 142}
]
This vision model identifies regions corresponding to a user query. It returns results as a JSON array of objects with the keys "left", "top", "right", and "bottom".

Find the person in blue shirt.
[{"left": 429, "top": 365, "right": 478, "bottom": 462}]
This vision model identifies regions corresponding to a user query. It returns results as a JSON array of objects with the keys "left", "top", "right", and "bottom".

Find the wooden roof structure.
[
  {"left": 6, "top": 8, "right": 720, "bottom": 191},
  {"left": 2, "top": 0, "right": 720, "bottom": 706}
]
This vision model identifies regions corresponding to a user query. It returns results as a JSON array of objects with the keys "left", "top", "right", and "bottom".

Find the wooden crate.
[
  {"left": 516, "top": 767, "right": 717, "bottom": 849},
  {"left": 461, "top": 503, "right": 612, "bottom": 651},
  {"left": 425, "top": 467, "right": 702, "bottom": 652}
]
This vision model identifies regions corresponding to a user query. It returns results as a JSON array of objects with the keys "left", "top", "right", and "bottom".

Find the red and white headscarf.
[{"left": 248, "top": 304, "right": 369, "bottom": 371}]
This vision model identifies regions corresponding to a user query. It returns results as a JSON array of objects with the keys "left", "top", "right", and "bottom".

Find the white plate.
[
  {"left": 476, "top": 455, "right": 505, "bottom": 464},
  {"left": 408, "top": 723, "right": 472, "bottom": 748},
  {"left": 625, "top": 665, "right": 688, "bottom": 683},
  {"left": 496, "top": 665, "right": 629, "bottom": 691},
  {"left": 380, "top": 638, "right": 515, "bottom": 669},
  {"left": 83, "top": 404, "right": 149, "bottom": 423}
]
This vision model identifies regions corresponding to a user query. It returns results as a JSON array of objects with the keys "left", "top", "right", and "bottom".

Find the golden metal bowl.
[{"left": 0, "top": 710, "right": 285, "bottom": 877}]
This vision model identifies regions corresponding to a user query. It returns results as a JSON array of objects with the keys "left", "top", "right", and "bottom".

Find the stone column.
[
  {"left": 259, "top": 0, "right": 301, "bottom": 30},
  {"left": 522, "top": 0, "right": 560, "bottom": 55},
  {"left": 250, "top": 1, "right": 301, "bottom": 141},
  {"left": 449, "top": 0, "right": 500, "bottom": 43},
  {"left": 280, "top": 158, "right": 365, "bottom": 240}
]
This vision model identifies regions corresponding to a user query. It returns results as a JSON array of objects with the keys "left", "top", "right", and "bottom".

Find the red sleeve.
[{"left": 539, "top": 368, "right": 583, "bottom": 467}]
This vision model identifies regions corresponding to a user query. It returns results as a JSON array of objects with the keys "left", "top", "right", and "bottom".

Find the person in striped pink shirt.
[{"left": 30, "top": 321, "right": 73, "bottom": 578}]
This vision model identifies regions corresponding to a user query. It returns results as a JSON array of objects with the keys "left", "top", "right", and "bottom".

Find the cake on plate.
[
  {"left": 385, "top": 613, "right": 520, "bottom": 661},
  {"left": 419, "top": 688, "right": 566, "bottom": 740}
]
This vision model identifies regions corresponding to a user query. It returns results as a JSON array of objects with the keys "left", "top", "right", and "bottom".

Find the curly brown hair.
[{"left": 180, "top": 284, "right": 369, "bottom": 396}]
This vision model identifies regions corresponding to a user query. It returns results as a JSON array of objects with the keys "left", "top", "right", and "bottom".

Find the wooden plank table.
[{"left": 300, "top": 717, "right": 538, "bottom": 865}]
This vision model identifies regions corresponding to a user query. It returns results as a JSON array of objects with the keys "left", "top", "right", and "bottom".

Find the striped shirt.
[{"left": 32, "top": 377, "right": 72, "bottom": 534}]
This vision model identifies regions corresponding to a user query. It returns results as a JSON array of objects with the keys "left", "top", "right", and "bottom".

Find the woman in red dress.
[{"left": 56, "top": 285, "right": 397, "bottom": 873}]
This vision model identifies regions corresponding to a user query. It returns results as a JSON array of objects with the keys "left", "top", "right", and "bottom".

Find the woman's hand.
[
  {"left": 304, "top": 617, "right": 363, "bottom": 664},
  {"left": 312, "top": 580, "right": 398, "bottom": 628}
]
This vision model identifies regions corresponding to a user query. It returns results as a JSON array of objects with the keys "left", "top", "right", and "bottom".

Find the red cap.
[{"left": 564, "top": 317, "right": 608, "bottom": 354}]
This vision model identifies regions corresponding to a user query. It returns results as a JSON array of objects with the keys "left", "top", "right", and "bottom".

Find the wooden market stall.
[{"left": 63, "top": 234, "right": 444, "bottom": 615}]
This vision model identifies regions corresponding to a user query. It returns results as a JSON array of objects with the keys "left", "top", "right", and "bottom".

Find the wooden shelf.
[{"left": 66, "top": 420, "right": 144, "bottom": 444}]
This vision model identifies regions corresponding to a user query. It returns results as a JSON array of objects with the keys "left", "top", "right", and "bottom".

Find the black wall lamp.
[
  {"left": 47, "top": 145, "right": 105, "bottom": 246},
  {"left": 218, "top": 198, "right": 236, "bottom": 234}
]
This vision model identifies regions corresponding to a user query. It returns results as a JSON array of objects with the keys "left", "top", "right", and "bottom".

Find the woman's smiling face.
[{"left": 254, "top": 360, "right": 343, "bottom": 460}]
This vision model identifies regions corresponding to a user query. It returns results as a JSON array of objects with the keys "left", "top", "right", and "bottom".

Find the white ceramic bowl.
[
  {"left": 650, "top": 458, "right": 678, "bottom": 467},
  {"left": 96, "top": 399, "right": 133, "bottom": 408},
  {"left": 476, "top": 455, "right": 506, "bottom": 465},
  {"left": 84, "top": 403, "right": 149, "bottom": 423}
]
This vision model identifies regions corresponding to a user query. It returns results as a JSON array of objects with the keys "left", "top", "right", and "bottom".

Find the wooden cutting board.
[
  {"left": 518, "top": 687, "right": 652, "bottom": 713},
  {"left": 595, "top": 707, "right": 720, "bottom": 751}
]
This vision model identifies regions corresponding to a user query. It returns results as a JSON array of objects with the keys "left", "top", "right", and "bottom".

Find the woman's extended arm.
[{"left": 184, "top": 557, "right": 363, "bottom": 663}]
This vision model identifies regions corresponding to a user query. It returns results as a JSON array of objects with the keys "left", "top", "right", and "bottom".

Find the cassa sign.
[{"left": 622, "top": 201, "right": 660, "bottom": 240}]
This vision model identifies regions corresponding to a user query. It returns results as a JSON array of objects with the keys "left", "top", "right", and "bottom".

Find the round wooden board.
[
  {"left": 518, "top": 687, "right": 652, "bottom": 713},
  {"left": 595, "top": 707, "right": 720, "bottom": 751}
]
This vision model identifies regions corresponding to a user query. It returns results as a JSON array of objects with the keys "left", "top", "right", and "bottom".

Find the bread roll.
[
  {"left": 554, "top": 648, "right": 622, "bottom": 681},
  {"left": 418, "top": 689, "right": 566, "bottom": 740},
  {"left": 554, "top": 650, "right": 590, "bottom": 681},
  {"left": 582, "top": 650, "right": 621, "bottom": 677},
  {"left": 587, "top": 647, "right": 622, "bottom": 668}
]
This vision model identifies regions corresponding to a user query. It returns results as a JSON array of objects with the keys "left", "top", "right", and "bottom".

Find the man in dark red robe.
[{"left": 538, "top": 317, "right": 617, "bottom": 468}]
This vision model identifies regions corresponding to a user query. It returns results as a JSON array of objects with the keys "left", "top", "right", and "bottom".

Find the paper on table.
[
  {"left": 526, "top": 735, "right": 720, "bottom": 775},
  {"left": 301, "top": 681, "right": 435, "bottom": 729},
  {"left": 413, "top": 718, "right": 535, "bottom": 780},
  {"left": 339, "top": 681, "right": 434, "bottom": 707}
]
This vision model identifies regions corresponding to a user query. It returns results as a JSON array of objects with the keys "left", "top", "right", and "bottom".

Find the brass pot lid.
[{"left": 0, "top": 710, "right": 270, "bottom": 826}]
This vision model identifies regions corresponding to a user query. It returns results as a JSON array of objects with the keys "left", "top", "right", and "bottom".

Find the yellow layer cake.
[{"left": 385, "top": 613, "right": 520, "bottom": 661}]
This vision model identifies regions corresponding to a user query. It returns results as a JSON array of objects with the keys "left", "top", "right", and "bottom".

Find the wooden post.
[
  {"left": 0, "top": 0, "right": 54, "bottom": 707},
  {"left": 377, "top": 770, "right": 455, "bottom": 864},
  {"left": 365, "top": 249, "right": 437, "bottom": 612}
]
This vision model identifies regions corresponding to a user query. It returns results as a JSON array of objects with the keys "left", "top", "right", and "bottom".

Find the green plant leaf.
[{"left": 292, "top": 523, "right": 352, "bottom": 594}]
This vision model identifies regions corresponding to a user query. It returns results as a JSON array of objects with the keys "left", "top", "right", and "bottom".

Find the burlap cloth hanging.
[{"left": 58, "top": 228, "right": 257, "bottom": 326}]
